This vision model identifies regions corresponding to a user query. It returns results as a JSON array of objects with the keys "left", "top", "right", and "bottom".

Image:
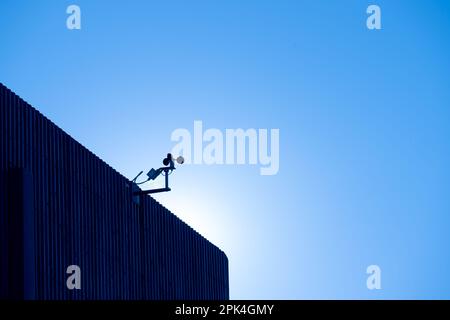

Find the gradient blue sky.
[{"left": 1, "top": 0, "right": 450, "bottom": 299}]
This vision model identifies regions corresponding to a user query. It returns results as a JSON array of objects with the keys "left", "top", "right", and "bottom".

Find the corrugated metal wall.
[{"left": 0, "top": 83, "right": 229, "bottom": 300}]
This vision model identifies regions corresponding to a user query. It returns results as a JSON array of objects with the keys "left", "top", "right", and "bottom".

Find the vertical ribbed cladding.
[
  {"left": 0, "top": 84, "right": 7, "bottom": 298},
  {"left": 0, "top": 82, "right": 229, "bottom": 300}
]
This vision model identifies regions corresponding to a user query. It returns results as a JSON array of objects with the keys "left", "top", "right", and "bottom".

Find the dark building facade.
[{"left": 0, "top": 83, "right": 229, "bottom": 300}]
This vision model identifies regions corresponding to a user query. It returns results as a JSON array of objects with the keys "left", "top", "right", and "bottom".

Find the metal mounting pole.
[{"left": 133, "top": 168, "right": 172, "bottom": 196}]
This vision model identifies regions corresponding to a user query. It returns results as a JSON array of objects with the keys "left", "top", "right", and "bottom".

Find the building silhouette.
[{"left": 0, "top": 83, "right": 229, "bottom": 300}]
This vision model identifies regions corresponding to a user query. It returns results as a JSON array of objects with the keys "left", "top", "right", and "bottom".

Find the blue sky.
[{"left": 1, "top": 0, "right": 450, "bottom": 299}]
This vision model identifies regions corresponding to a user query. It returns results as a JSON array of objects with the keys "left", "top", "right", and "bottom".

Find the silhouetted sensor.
[
  {"left": 163, "top": 153, "right": 173, "bottom": 166},
  {"left": 147, "top": 168, "right": 159, "bottom": 180},
  {"left": 176, "top": 156, "right": 184, "bottom": 164}
]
